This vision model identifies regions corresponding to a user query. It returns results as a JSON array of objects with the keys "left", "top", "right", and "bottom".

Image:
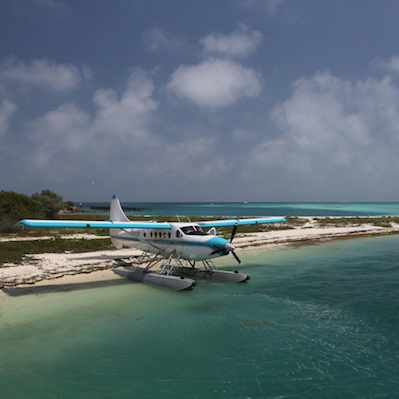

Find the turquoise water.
[
  {"left": 2, "top": 236, "right": 399, "bottom": 398},
  {"left": 82, "top": 201, "right": 399, "bottom": 216}
]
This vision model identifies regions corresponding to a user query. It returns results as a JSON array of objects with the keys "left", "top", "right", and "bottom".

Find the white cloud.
[
  {"left": 168, "top": 59, "right": 262, "bottom": 107},
  {"left": 142, "top": 28, "right": 185, "bottom": 53},
  {"left": 249, "top": 72, "right": 399, "bottom": 198},
  {"left": 92, "top": 72, "right": 157, "bottom": 139},
  {"left": 30, "top": 71, "right": 157, "bottom": 166},
  {"left": 0, "top": 58, "right": 89, "bottom": 92},
  {"left": 0, "top": 100, "right": 17, "bottom": 137},
  {"left": 30, "top": 103, "right": 90, "bottom": 167},
  {"left": 24, "top": 71, "right": 228, "bottom": 196},
  {"left": 373, "top": 55, "right": 399, "bottom": 75},
  {"left": 200, "top": 25, "right": 262, "bottom": 58}
]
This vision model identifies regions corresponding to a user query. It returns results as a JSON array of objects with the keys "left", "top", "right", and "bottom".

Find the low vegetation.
[{"left": 0, "top": 190, "right": 70, "bottom": 233}]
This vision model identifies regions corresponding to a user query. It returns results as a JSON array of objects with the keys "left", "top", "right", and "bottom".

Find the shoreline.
[{"left": 1, "top": 220, "right": 399, "bottom": 290}]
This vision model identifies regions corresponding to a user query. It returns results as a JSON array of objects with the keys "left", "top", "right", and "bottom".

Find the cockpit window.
[{"left": 181, "top": 225, "right": 207, "bottom": 236}]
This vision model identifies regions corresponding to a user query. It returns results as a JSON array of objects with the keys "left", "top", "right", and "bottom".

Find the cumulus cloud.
[
  {"left": 373, "top": 55, "right": 399, "bottom": 75},
  {"left": 8, "top": 51, "right": 399, "bottom": 200},
  {"left": 0, "top": 58, "right": 89, "bottom": 92},
  {"left": 168, "top": 59, "right": 262, "bottom": 107},
  {"left": 200, "top": 25, "right": 262, "bottom": 58},
  {"left": 0, "top": 100, "right": 17, "bottom": 137},
  {"left": 248, "top": 72, "right": 399, "bottom": 199},
  {"left": 30, "top": 71, "right": 157, "bottom": 166},
  {"left": 31, "top": 103, "right": 90, "bottom": 166},
  {"left": 92, "top": 73, "right": 157, "bottom": 140},
  {"left": 21, "top": 70, "right": 228, "bottom": 198}
]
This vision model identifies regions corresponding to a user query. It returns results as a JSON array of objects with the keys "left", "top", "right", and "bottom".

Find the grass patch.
[{"left": 0, "top": 238, "right": 112, "bottom": 266}]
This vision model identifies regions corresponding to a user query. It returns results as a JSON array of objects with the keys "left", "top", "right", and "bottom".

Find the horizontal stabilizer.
[
  {"left": 198, "top": 217, "right": 287, "bottom": 228},
  {"left": 19, "top": 219, "right": 172, "bottom": 230}
]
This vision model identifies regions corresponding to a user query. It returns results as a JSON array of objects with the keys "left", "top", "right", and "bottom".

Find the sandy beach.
[
  {"left": 1, "top": 218, "right": 398, "bottom": 289},
  {"left": 0, "top": 233, "right": 108, "bottom": 243}
]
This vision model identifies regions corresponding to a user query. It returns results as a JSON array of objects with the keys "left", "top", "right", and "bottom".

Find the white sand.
[
  {"left": 0, "top": 248, "right": 141, "bottom": 287},
  {"left": 0, "top": 233, "right": 107, "bottom": 242},
  {"left": 1, "top": 221, "right": 398, "bottom": 288},
  {"left": 233, "top": 224, "right": 386, "bottom": 249}
]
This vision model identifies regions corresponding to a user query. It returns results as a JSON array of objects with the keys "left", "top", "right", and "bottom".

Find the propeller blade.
[
  {"left": 231, "top": 250, "right": 241, "bottom": 264},
  {"left": 230, "top": 225, "right": 238, "bottom": 243}
]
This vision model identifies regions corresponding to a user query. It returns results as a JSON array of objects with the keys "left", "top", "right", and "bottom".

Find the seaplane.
[{"left": 19, "top": 196, "right": 287, "bottom": 291}]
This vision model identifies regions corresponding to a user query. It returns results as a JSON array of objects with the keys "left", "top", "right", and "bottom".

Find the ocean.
[
  {"left": 81, "top": 202, "right": 399, "bottom": 217},
  {"left": 1, "top": 235, "right": 399, "bottom": 398}
]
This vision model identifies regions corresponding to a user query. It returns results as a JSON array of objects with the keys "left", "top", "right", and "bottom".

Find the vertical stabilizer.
[
  {"left": 110, "top": 195, "right": 129, "bottom": 248},
  {"left": 110, "top": 195, "right": 129, "bottom": 222}
]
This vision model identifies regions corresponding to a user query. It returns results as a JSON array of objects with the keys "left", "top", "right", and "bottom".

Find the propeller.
[
  {"left": 230, "top": 225, "right": 237, "bottom": 243},
  {"left": 209, "top": 224, "right": 241, "bottom": 264},
  {"left": 229, "top": 225, "right": 241, "bottom": 264},
  {"left": 231, "top": 250, "right": 241, "bottom": 264}
]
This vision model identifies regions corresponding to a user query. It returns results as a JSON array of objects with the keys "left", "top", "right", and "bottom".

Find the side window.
[
  {"left": 143, "top": 232, "right": 146, "bottom": 238},
  {"left": 168, "top": 232, "right": 171, "bottom": 238},
  {"left": 150, "top": 232, "right": 153, "bottom": 238}
]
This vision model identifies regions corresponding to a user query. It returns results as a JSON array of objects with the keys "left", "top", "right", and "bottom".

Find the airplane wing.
[
  {"left": 19, "top": 219, "right": 172, "bottom": 230},
  {"left": 197, "top": 217, "right": 287, "bottom": 228}
]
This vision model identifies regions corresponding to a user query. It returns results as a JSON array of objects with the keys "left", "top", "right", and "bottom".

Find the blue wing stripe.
[
  {"left": 19, "top": 219, "right": 172, "bottom": 230},
  {"left": 198, "top": 217, "right": 287, "bottom": 228}
]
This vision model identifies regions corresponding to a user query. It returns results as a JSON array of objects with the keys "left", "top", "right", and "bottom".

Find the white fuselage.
[{"left": 110, "top": 223, "right": 230, "bottom": 261}]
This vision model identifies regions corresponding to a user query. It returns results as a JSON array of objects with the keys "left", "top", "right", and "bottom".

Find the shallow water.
[
  {"left": 1, "top": 236, "right": 399, "bottom": 398},
  {"left": 82, "top": 201, "right": 399, "bottom": 216}
]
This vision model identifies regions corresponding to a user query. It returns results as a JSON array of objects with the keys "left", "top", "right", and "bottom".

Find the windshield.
[{"left": 181, "top": 225, "right": 208, "bottom": 236}]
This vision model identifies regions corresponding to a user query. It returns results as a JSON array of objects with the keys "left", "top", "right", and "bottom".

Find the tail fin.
[
  {"left": 110, "top": 195, "right": 129, "bottom": 222},
  {"left": 110, "top": 195, "right": 129, "bottom": 248}
]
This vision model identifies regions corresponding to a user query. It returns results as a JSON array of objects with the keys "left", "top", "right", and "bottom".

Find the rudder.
[
  {"left": 110, "top": 195, "right": 129, "bottom": 222},
  {"left": 110, "top": 195, "right": 129, "bottom": 248}
]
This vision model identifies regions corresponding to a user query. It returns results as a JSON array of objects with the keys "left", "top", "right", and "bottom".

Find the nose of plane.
[
  {"left": 208, "top": 237, "right": 234, "bottom": 253},
  {"left": 207, "top": 236, "right": 241, "bottom": 263},
  {"left": 224, "top": 242, "right": 235, "bottom": 252}
]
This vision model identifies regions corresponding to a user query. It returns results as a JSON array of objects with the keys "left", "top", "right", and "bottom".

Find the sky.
[{"left": 1, "top": 0, "right": 399, "bottom": 201}]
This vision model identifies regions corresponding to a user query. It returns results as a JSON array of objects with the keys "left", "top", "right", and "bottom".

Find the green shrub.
[
  {"left": 32, "top": 189, "right": 64, "bottom": 218},
  {"left": 0, "top": 190, "right": 67, "bottom": 233}
]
